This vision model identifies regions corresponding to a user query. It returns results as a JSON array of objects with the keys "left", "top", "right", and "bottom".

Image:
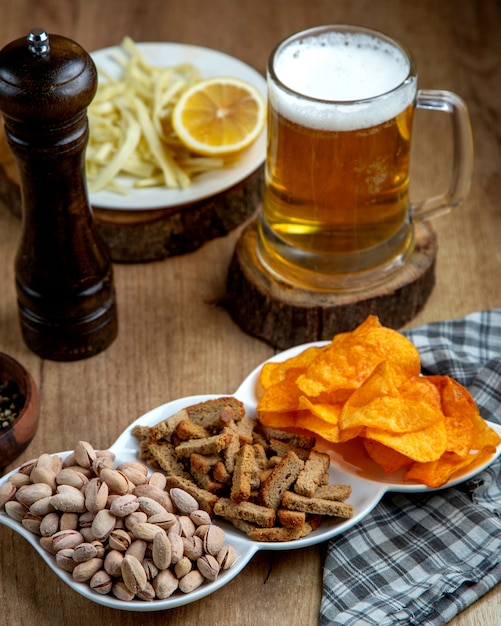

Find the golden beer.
[
  {"left": 264, "top": 105, "right": 414, "bottom": 255},
  {"left": 257, "top": 26, "right": 418, "bottom": 290}
]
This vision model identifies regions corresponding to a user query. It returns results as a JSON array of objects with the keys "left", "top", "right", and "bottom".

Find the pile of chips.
[{"left": 257, "top": 316, "right": 501, "bottom": 488}]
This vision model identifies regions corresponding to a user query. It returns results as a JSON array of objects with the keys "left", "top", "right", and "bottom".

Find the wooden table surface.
[{"left": 1, "top": 1, "right": 500, "bottom": 624}]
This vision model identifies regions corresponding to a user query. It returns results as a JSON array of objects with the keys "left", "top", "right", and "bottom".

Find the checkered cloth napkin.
[{"left": 320, "top": 309, "right": 501, "bottom": 626}]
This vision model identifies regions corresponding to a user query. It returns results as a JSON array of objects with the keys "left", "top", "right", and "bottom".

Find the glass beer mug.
[{"left": 256, "top": 25, "right": 473, "bottom": 291}]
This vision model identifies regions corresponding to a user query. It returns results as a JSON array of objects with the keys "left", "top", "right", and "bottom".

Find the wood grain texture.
[{"left": 0, "top": 1, "right": 500, "bottom": 625}]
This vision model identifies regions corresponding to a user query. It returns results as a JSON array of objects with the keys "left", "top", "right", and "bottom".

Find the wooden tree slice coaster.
[
  {"left": 0, "top": 128, "right": 263, "bottom": 262},
  {"left": 225, "top": 218, "right": 438, "bottom": 350},
  {"left": 92, "top": 167, "right": 263, "bottom": 262}
]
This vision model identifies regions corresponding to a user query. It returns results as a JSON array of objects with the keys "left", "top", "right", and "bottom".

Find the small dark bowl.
[{"left": 0, "top": 352, "right": 40, "bottom": 474}]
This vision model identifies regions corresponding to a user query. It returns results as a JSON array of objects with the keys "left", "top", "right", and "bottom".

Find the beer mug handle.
[{"left": 411, "top": 89, "right": 474, "bottom": 222}]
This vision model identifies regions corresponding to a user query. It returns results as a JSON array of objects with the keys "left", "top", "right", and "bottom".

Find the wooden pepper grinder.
[{"left": 0, "top": 28, "right": 118, "bottom": 360}]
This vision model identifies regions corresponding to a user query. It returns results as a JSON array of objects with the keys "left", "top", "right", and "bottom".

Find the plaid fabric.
[{"left": 320, "top": 309, "right": 501, "bottom": 626}]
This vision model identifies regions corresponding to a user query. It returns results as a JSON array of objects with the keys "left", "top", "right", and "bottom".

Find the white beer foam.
[{"left": 270, "top": 30, "right": 416, "bottom": 131}]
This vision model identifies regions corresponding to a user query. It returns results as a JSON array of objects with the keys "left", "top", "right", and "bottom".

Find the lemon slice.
[{"left": 172, "top": 77, "right": 266, "bottom": 157}]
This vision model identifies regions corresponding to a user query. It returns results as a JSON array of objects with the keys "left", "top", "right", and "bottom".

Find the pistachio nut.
[
  {"left": 121, "top": 554, "right": 147, "bottom": 594},
  {"left": 168, "top": 531, "right": 184, "bottom": 565},
  {"left": 178, "top": 569, "right": 204, "bottom": 594},
  {"left": 91, "top": 508, "right": 116, "bottom": 541},
  {"left": 29, "top": 466, "right": 57, "bottom": 491},
  {"left": 15, "top": 482, "right": 53, "bottom": 507},
  {"left": 169, "top": 488, "right": 199, "bottom": 515},
  {"left": 136, "top": 581, "right": 155, "bottom": 602},
  {"left": 104, "top": 549, "right": 124, "bottom": 578},
  {"left": 136, "top": 495, "right": 168, "bottom": 518},
  {"left": 39, "top": 511, "right": 61, "bottom": 537},
  {"left": 0, "top": 481, "right": 17, "bottom": 508},
  {"left": 72, "top": 542, "right": 98, "bottom": 563},
  {"left": 72, "top": 557, "right": 103, "bottom": 583},
  {"left": 125, "top": 539, "right": 147, "bottom": 563},
  {"left": 174, "top": 555, "right": 192, "bottom": 579},
  {"left": 109, "top": 494, "right": 139, "bottom": 518},
  {"left": 190, "top": 509, "right": 212, "bottom": 527},
  {"left": 4, "top": 500, "right": 28, "bottom": 522},
  {"left": 153, "top": 569, "right": 178, "bottom": 599},
  {"left": 21, "top": 512, "right": 43, "bottom": 535},
  {"left": 29, "top": 495, "right": 55, "bottom": 517},
  {"left": 182, "top": 535, "right": 204, "bottom": 560},
  {"left": 197, "top": 554, "right": 220, "bottom": 581},
  {"left": 59, "top": 512, "right": 79, "bottom": 531},
  {"left": 52, "top": 529, "right": 85, "bottom": 552},
  {"left": 89, "top": 569, "right": 112, "bottom": 595},
  {"left": 85, "top": 477, "right": 109, "bottom": 513},
  {"left": 116, "top": 461, "right": 149, "bottom": 486},
  {"left": 124, "top": 510, "right": 147, "bottom": 531},
  {"left": 100, "top": 468, "right": 129, "bottom": 495},
  {"left": 203, "top": 524, "right": 226, "bottom": 556},
  {"left": 131, "top": 522, "right": 165, "bottom": 543},
  {"left": 55, "top": 548, "right": 77, "bottom": 572},
  {"left": 152, "top": 529, "right": 171, "bottom": 570},
  {"left": 142, "top": 558, "right": 159, "bottom": 581},
  {"left": 217, "top": 544, "right": 238, "bottom": 570},
  {"left": 56, "top": 468, "right": 89, "bottom": 489},
  {"left": 50, "top": 486, "right": 86, "bottom": 513},
  {"left": 7, "top": 473, "right": 31, "bottom": 488},
  {"left": 74, "top": 441, "right": 97, "bottom": 470},
  {"left": 112, "top": 580, "right": 135, "bottom": 602},
  {"left": 108, "top": 528, "right": 132, "bottom": 551},
  {"left": 148, "top": 472, "right": 167, "bottom": 490}
]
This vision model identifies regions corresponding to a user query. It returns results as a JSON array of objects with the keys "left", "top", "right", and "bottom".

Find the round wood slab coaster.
[
  {"left": 225, "top": 218, "right": 438, "bottom": 350},
  {"left": 92, "top": 167, "right": 263, "bottom": 262},
  {"left": 0, "top": 127, "right": 263, "bottom": 262}
]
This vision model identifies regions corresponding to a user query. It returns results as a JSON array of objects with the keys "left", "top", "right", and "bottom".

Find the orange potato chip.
[
  {"left": 295, "top": 397, "right": 346, "bottom": 443},
  {"left": 365, "top": 418, "right": 447, "bottom": 463},
  {"left": 257, "top": 374, "right": 302, "bottom": 413},
  {"left": 259, "top": 346, "right": 325, "bottom": 390},
  {"left": 403, "top": 446, "right": 497, "bottom": 488},
  {"left": 294, "top": 412, "right": 342, "bottom": 443},
  {"left": 258, "top": 410, "right": 301, "bottom": 429},
  {"left": 429, "top": 375, "right": 501, "bottom": 451},
  {"left": 296, "top": 316, "right": 421, "bottom": 398},
  {"left": 339, "top": 363, "right": 443, "bottom": 433},
  {"left": 363, "top": 438, "right": 413, "bottom": 473},
  {"left": 256, "top": 316, "right": 500, "bottom": 488},
  {"left": 297, "top": 396, "right": 342, "bottom": 425}
]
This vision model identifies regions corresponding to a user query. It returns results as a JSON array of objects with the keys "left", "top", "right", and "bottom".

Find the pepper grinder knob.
[
  {"left": 27, "top": 28, "right": 50, "bottom": 55},
  {"left": 0, "top": 29, "right": 118, "bottom": 361}
]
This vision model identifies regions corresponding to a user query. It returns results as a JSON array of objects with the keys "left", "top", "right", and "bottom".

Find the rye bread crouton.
[
  {"left": 277, "top": 508, "right": 306, "bottom": 528},
  {"left": 269, "top": 438, "right": 311, "bottom": 462},
  {"left": 230, "top": 443, "right": 255, "bottom": 504},
  {"left": 148, "top": 441, "right": 191, "bottom": 478},
  {"left": 184, "top": 397, "right": 245, "bottom": 430},
  {"left": 294, "top": 450, "right": 331, "bottom": 497},
  {"left": 259, "top": 450, "right": 304, "bottom": 509},
  {"left": 175, "top": 419, "right": 210, "bottom": 441},
  {"left": 174, "top": 431, "right": 232, "bottom": 458},
  {"left": 247, "top": 523, "right": 313, "bottom": 542},
  {"left": 261, "top": 427, "right": 315, "bottom": 450},
  {"left": 214, "top": 497, "right": 276, "bottom": 528},
  {"left": 282, "top": 491, "right": 354, "bottom": 519},
  {"left": 314, "top": 484, "right": 352, "bottom": 502}
]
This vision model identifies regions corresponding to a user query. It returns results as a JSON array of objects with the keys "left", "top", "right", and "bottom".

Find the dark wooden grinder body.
[{"left": 0, "top": 30, "right": 118, "bottom": 360}]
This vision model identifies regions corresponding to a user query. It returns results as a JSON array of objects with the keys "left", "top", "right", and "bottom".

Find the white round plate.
[
  {"left": 1, "top": 342, "right": 500, "bottom": 611},
  {"left": 88, "top": 43, "right": 267, "bottom": 211}
]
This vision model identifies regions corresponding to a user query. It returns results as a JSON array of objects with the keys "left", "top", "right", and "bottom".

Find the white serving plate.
[
  {"left": 1, "top": 342, "right": 500, "bottom": 611},
  {"left": 88, "top": 42, "right": 267, "bottom": 211}
]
